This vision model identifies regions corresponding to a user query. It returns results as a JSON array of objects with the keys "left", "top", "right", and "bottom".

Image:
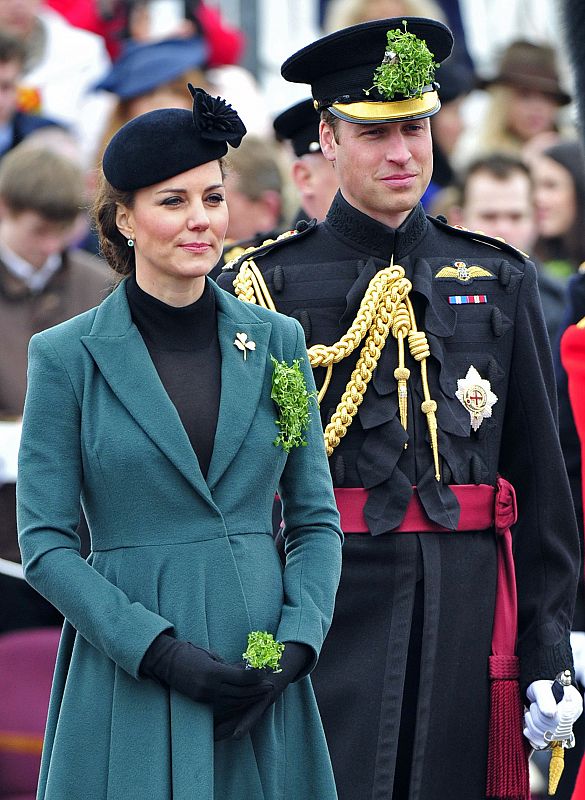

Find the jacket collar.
[
  {"left": 81, "top": 278, "right": 272, "bottom": 503},
  {"left": 324, "top": 190, "right": 428, "bottom": 261}
]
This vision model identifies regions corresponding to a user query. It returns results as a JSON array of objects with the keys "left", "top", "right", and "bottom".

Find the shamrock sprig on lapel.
[
  {"left": 234, "top": 331, "right": 256, "bottom": 360},
  {"left": 270, "top": 356, "right": 316, "bottom": 452}
]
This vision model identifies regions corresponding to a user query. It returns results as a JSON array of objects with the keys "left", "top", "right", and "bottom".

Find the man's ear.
[
  {"left": 320, "top": 120, "right": 337, "bottom": 162},
  {"left": 291, "top": 159, "right": 312, "bottom": 197},
  {"left": 115, "top": 203, "right": 134, "bottom": 240}
]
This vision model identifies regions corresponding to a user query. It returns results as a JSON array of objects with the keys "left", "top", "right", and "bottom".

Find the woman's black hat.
[{"left": 102, "top": 85, "right": 246, "bottom": 191}]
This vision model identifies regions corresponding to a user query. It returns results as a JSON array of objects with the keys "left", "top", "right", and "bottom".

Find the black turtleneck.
[{"left": 126, "top": 273, "right": 221, "bottom": 478}]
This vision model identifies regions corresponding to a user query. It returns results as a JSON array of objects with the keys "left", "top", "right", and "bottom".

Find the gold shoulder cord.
[{"left": 234, "top": 257, "right": 440, "bottom": 480}]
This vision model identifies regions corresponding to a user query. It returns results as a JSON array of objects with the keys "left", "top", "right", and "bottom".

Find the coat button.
[
  {"left": 273, "top": 265, "right": 285, "bottom": 293},
  {"left": 499, "top": 262, "right": 511, "bottom": 287},
  {"left": 490, "top": 307, "right": 503, "bottom": 337},
  {"left": 470, "top": 454, "right": 484, "bottom": 484}
]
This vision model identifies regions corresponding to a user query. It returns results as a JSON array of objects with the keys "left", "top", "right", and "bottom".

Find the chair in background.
[{"left": 0, "top": 627, "right": 60, "bottom": 800}]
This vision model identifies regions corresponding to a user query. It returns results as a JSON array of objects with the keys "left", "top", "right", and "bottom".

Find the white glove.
[{"left": 523, "top": 679, "right": 583, "bottom": 750}]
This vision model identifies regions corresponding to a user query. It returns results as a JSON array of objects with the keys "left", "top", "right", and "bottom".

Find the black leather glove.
[
  {"left": 141, "top": 633, "right": 272, "bottom": 715},
  {"left": 214, "top": 641, "right": 312, "bottom": 741}
]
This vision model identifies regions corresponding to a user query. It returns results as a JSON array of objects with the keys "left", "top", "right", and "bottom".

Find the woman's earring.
[{"left": 127, "top": 238, "right": 134, "bottom": 247}]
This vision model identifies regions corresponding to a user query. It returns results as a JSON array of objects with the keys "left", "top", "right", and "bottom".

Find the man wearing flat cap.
[{"left": 219, "top": 17, "right": 582, "bottom": 800}]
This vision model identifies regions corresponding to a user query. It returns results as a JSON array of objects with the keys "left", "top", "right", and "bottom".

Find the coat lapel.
[
  {"left": 206, "top": 282, "right": 272, "bottom": 489},
  {"left": 80, "top": 281, "right": 213, "bottom": 504}
]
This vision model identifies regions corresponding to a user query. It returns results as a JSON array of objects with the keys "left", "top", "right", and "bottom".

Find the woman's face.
[
  {"left": 532, "top": 155, "right": 577, "bottom": 238},
  {"left": 117, "top": 160, "right": 228, "bottom": 305},
  {"left": 506, "top": 87, "right": 560, "bottom": 142}
]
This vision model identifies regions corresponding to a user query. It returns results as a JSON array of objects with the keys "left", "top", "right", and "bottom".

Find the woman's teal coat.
[{"left": 17, "top": 279, "right": 342, "bottom": 800}]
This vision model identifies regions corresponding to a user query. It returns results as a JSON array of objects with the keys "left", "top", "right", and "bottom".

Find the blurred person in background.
[
  {"left": 18, "top": 124, "right": 102, "bottom": 254},
  {"left": 219, "top": 134, "right": 289, "bottom": 256},
  {"left": 85, "top": 0, "right": 270, "bottom": 136},
  {"left": 450, "top": 152, "right": 565, "bottom": 343},
  {"left": 532, "top": 139, "right": 585, "bottom": 282},
  {"left": 0, "top": 30, "right": 63, "bottom": 160},
  {"left": 322, "top": 0, "right": 447, "bottom": 30},
  {"left": 0, "top": 143, "right": 108, "bottom": 635},
  {"left": 423, "top": 53, "right": 475, "bottom": 208},
  {"left": 58, "top": 0, "right": 246, "bottom": 64},
  {"left": 273, "top": 97, "right": 339, "bottom": 227},
  {"left": 456, "top": 40, "right": 572, "bottom": 169},
  {"left": 0, "top": 0, "right": 114, "bottom": 166},
  {"left": 93, "top": 36, "right": 210, "bottom": 161},
  {"left": 209, "top": 133, "right": 290, "bottom": 280}
]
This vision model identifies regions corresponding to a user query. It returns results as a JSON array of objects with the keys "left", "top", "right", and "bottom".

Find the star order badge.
[{"left": 455, "top": 365, "right": 498, "bottom": 431}]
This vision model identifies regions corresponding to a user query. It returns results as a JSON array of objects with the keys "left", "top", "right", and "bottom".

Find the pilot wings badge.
[
  {"left": 435, "top": 260, "right": 495, "bottom": 283},
  {"left": 455, "top": 365, "right": 498, "bottom": 431}
]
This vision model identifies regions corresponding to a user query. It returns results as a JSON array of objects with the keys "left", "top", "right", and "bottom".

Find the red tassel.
[{"left": 486, "top": 654, "right": 530, "bottom": 800}]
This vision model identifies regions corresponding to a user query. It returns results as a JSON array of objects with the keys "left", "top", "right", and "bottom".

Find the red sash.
[{"left": 333, "top": 478, "right": 529, "bottom": 800}]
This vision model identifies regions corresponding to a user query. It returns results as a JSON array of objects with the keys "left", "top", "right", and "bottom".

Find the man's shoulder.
[
  {"left": 220, "top": 219, "right": 319, "bottom": 275},
  {"left": 426, "top": 215, "right": 530, "bottom": 266},
  {"left": 215, "top": 281, "right": 301, "bottom": 337},
  {"left": 66, "top": 247, "right": 108, "bottom": 271},
  {"left": 64, "top": 248, "right": 111, "bottom": 287}
]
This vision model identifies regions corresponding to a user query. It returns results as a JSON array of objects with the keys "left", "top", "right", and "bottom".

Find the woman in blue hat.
[{"left": 16, "top": 85, "right": 342, "bottom": 800}]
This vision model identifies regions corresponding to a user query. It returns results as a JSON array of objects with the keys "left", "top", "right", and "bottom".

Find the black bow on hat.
[
  {"left": 189, "top": 83, "right": 246, "bottom": 145},
  {"left": 102, "top": 85, "right": 246, "bottom": 191}
]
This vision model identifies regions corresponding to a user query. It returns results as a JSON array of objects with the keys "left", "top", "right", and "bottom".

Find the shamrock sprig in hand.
[{"left": 243, "top": 631, "right": 285, "bottom": 673}]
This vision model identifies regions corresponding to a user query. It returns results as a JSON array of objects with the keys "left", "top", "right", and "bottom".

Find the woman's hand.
[
  {"left": 141, "top": 633, "right": 272, "bottom": 713},
  {"left": 214, "top": 642, "right": 312, "bottom": 740}
]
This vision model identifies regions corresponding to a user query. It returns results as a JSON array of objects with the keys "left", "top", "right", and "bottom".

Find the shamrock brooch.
[{"left": 234, "top": 332, "right": 256, "bottom": 360}]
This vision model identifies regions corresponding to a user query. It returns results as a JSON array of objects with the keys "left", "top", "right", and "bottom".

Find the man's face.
[
  {"left": 0, "top": 59, "right": 21, "bottom": 126},
  {"left": 0, "top": 0, "right": 40, "bottom": 38},
  {"left": 461, "top": 171, "right": 537, "bottom": 254},
  {"left": 292, "top": 152, "right": 339, "bottom": 223},
  {"left": 320, "top": 116, "right": 433, "bottom": 229},
  {"left": 224, "top": 172, "right": 281, "bottom": 242},
  {"left": 0, "top": 208, "right": 75, "bottom": 269}
]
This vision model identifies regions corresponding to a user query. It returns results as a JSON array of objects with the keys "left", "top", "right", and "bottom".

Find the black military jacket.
[{"left": 218, "top": 190, "right": 579, "bottom": 688}]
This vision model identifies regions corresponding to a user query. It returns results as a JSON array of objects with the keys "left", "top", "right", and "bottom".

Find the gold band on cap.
[{"left": 331, "top": 90, "right": 440, "bottom": 122}]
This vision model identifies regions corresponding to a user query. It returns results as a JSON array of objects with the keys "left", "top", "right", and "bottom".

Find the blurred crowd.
[{"left": 1, "top": 0, "right": 585, "bottom": 798}]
